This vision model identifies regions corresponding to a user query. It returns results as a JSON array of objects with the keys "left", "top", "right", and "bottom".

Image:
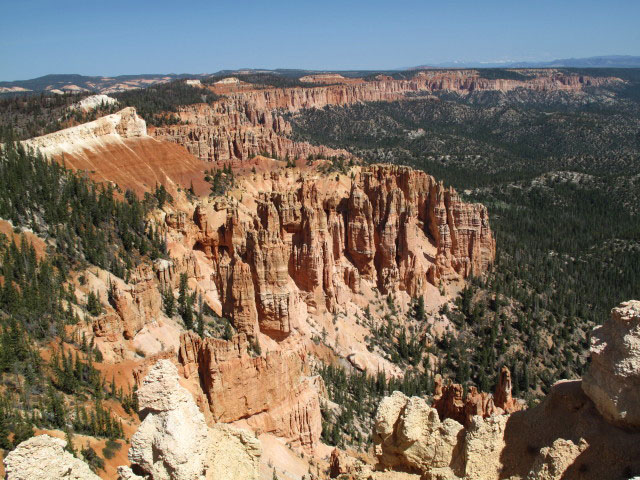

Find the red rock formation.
[
  {"left": 217, "top": 256, "right": 260, "bottom": 339},
  {"left": 93, "top": 264, "right": 164, "bottom": 342},
  {"left": 152, "top": 102, "right": 350, "bottom": 164},
  {"left": 167, "top": 164, "right": 495, "bottom": 339},
  {"left": 178, "top": 332, "right": 323, "bottom": 451},
  {"left": 494, "top": 365, "right": 521, "bottom": 414},
  {"left": 433, "top": 367, "right": 523, "bottom": 427}
]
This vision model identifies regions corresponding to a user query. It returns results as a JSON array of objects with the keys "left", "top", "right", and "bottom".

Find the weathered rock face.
[
  {"left": 93, "top": 264, "right": 164, "bottom": 342},
  {"left": 173, "top": 165, "right": 494, "bottom": 339},
  {"left": 206, "top": 424, "right": 262, "bottom": 480},
  {"left": 373, "top": 391, "right": 465, "bottom": 477},
  {"left": 432, "top": 367, "right": 523, "bottom": 427},
  {"left": 373, "top": 378, "right": 640, "bottom": 480},
  {"left": 526, "top": 438, "right": 589, "bottom": 480},
  {"left": 178, "top": 332, "right": 323, "bottom": 452},
  {"left": 124, "top": 359, "right": 261, "bottom": 480},
  {"left": 128, "top": 359, "right": 210, "bottom": 479},
  {"left": 582, "top": 300, "right": 640, "bottom": 429},
  {"left": 4, "top": 434, "right": 101, "bottom": 480},
  {"left": 463, "top": 415, "right": 509, "bottom": 479},
  {"left": 372, "top": 368, "right": 523, "bottom": 479},
  {"left": 373, "top": 390, "right": 520, "bottom": 480}
]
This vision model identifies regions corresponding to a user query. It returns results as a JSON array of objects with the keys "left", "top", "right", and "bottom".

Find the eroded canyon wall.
[
  {"left": 168, "top": 164, "right": 495, "bottom": 341},
  {"left": 153, "top": 70, "right": 620, "bottom": 164},
  {"left": 178, "top": 332, "right": 323, "bottom": 452}
]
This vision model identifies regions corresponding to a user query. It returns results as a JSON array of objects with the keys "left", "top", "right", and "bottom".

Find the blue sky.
[{"left": 1, "top": 0, "right": 639, "bottom": 80}]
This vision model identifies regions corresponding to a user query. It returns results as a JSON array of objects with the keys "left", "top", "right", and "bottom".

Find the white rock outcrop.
[
  {"left": 463, "top": 414, "right": 508, "bottom": 479},
  {"left": 128, "top": 359, "right": 210, "bottom": 480},
  {"left": 3, "top": 434, "right": 101, "bottom": 480},
  {"left": 207, "top": 424, "right": 262, "bottom": 480},
  {"left": 582, "top": 300, "right": 640, "bottom": 429},
  {"left": 22, "top": 106, "right": 147, "bottom": 158},
  {"left": 71, "top": 94, "right": 118, "bottom": 112},
  {"left": 124, "top": 359, "right": 261, "bottom": 480},
  {"left": 372, "top": 391, "right": 464, "bottom": 477}
]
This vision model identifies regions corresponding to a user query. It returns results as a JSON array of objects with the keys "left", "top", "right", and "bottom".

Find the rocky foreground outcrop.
[
  {"left": 582, "top": 299, "right": 640, "bottom": 429},
  {"left": 4, "top": 360, "right": 263, "bottom": 480},
  {"left": 367, "top": 301, "right": 640, "bottom": 480},
  {"left": 119, "top": 359, "right": 261, "bottom": 480},
  {"left": 373, "top": 392, "right": 466, "bottom": 477},
  {"left": 3, "top": 434, "right": 101, "bottom": 480}
]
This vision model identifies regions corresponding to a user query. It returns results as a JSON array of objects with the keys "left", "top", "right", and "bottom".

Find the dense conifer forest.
[{"left": 0, "top": 135, "right": 169, "bottom": 465}]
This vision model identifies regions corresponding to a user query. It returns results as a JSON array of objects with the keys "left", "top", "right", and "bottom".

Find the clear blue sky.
[{"left": 1, "top": 0, "right": 639, "bottom": 81}]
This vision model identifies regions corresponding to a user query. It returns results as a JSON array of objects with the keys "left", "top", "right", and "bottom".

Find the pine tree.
[
  {"left": 197, "top": 294, "right": 204, "bottom": 338},
  {"left": 163, "top": 288, "right": 175, "bottom": 317},
  {"left": 64, "top": 428, "right": 76, "bottom": 456},
  {"left": 416, "top": 296, "right": 425, "bottom": 321}
]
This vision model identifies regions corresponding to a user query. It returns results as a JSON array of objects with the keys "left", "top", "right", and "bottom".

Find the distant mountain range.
[
  {"left": 0, "top": 73, "right": 207, "bottom": 95},
  {"left": 409, "top": 55, "right": 640, "bottom": 70},
  {"left": 2, "top": 56, "right": 639, "bottom": 95}
]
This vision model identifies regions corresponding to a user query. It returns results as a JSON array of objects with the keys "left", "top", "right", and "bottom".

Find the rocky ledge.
[
  {"left": 582, "top": 300, "right": 640, "bottom": 429},
  {"left": 361, "top": 300, "right": 640, "bottom": 480}
]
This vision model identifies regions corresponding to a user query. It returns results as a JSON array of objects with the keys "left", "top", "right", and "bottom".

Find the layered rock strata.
[
  {"left": 153, "top": 101, "right": 349, "bottom": 163},
  {"left": 178, "top": 332, "right": 323, "bottom": 451},
  {"left": 154, "top": 70, "right": 620, "bottom": 164}
]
